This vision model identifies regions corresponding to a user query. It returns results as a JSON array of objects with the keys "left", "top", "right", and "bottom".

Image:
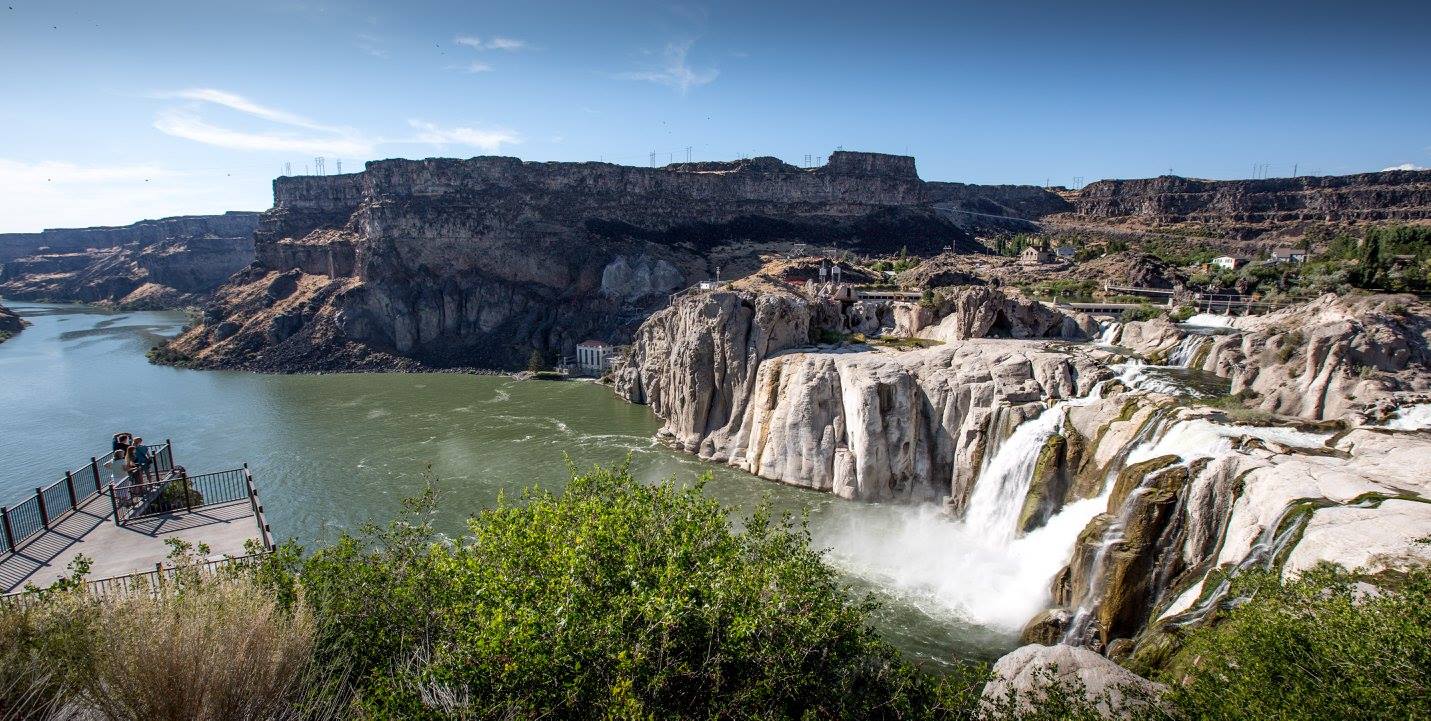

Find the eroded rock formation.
[
  {"left": 0, "top": 213, "right": 259, "bottom": 309},
  {"left": 0, "top": 302, "right": 24, "bottom": 341},
  {"left": 163, "top": 152, "right": 1072, "bottom": 371}
]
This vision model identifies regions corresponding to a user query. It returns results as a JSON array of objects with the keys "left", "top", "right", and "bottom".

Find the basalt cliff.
[
  {"left": 161, "top": 151, "right": 1068, "bottom": 371},
  {"left": 0, "top": 212, "right": 259, "bottom": 309},
  {"left": 0, "top": 302, "right": 24, "bottom": 341},
  {"left": 1057, "top": 169, "right": 1431, "bottom": 241},
  {"left": 612, "top": 276, "right": 1431, "bottom": 685}
]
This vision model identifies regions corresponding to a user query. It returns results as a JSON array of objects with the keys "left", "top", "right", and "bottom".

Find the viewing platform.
[{"left": 0, "top": 441, "right": 273, "bottom": 597}]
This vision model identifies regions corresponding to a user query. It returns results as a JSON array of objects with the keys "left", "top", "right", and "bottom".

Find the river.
[{"left": 0, "top": 301, "right": 1022, "bottom": 666}]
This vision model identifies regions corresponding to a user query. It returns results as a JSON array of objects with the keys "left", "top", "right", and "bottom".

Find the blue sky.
[{"left": 1, "top": 0, "right": 1428, "bottom": 231}]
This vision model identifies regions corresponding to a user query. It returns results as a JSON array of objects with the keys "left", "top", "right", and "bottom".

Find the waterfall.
[
  {"left": 1167, "top": 335, "right": 1210, "bottom": 368},
  {"left": 964, "top": 387, "right": 1105, "bottom": 544},
  {"left": 1167, "top": 502, "right": 1313, "bottom": 628},
  {"left": 1095, "top": 321, "right": 1121, "bottom": 346}
]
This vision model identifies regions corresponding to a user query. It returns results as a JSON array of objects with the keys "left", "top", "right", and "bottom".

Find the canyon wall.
[
  {"left": 0, "top": 212, "right": 259, "bottom": 309},
  {"left": 1069, "top": 170, "right": 1431, "bottom": 227},
  {"left": 0, "top": 302, "right": 23, "bottom": 340},
  {"left": 165, "top": 152, "right": 1071, "bottom": 371}
]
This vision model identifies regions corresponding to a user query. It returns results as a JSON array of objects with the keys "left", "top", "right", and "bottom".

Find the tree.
[{"left": 526, "top": 348, "right": 547, "bottom": 373}]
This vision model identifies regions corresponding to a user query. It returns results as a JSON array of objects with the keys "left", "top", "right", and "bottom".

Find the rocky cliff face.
[
  {"left": 614, "top": 283, "right": 1431, "bottom": 675},
  {"left": 1069, "top": 170, "right": 1431, "bottom": 230},
  {"left": 165, "top": 152, "right": 1070, "bottom": 371},
  {"left": 0, "top": 212, "right": 259, "bottom": 309},
  {"left": 0, "top": 302, "right": 24, "bottom": 341}
]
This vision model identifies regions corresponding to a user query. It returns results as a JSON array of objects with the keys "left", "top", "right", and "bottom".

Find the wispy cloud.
[
  {"left": 0, "top": 159, "right": 247, "bottom": 232},
  {"left": 1382, "top": 163, "right": 1428, "bottom": 171},
  {"left": 151, "top": 88, "right": 521, "bottom": 157},
  {"left": 454, "top": 35, "right": 528, "bottom": 51},
  {"left": 152, "top": 88, "right": 374, "bottom": 156},
  {"left": 616, "top": 40, "right": 718, "bottom": 93},
  {"left": 354, "top": 32, "right": 388, "bottom": 58},
  {"left": 448, "top": 61, "right": 493, "bottom": 74},
  {"left": 407, "top": 120, "right": 521, "bottom": 152}
]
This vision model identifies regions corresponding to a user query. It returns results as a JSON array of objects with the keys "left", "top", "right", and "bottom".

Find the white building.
[
  {"left": 1211, "top": 255, "right": 1250, "bottom": 271},
  {"left": 576, "top": 340, "right": 612, "bottom": 374},
  {"left": 1269, "top": 247, "right": 1308, "bottom": 264}
]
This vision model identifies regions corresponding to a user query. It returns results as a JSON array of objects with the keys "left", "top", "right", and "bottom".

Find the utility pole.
[
  {"left": 283, "top": 162, "right": 292, "bottom": 176},
  {"left": 314, "top": 157, "right": 325, "bottom": 176},
  {"left": 649, "top": 151, "right": 656, "bottom": 167},
  {"left": 336, "top": 159, "right": 343, "bottom": 174},
  {"left": 1292, "top": 163, "right": 1297, "bottom": 177},
  {"left": 685, "top": 146, "right": 692, "bottom": 163}
]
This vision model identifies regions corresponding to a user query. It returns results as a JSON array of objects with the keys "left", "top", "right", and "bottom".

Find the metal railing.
[
  {"left": 0, "top": 552, "right": 269, "bottom": 610},
  {"left": 117, "top": 467, "right": 249, "bottom": 523},
  {"left": 0, "top": 442, "right": 172, "bottom": 556}
]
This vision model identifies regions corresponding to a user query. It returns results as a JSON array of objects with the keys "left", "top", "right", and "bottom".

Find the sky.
[{"left": 1, "top": 0, "right": 1428, "bottom": 231}]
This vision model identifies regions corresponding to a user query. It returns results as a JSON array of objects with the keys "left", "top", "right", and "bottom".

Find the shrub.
[
  {"left": 1169, "top": 305, "right": 1196, "bottom": 322},
  {"left": 1120, "top": 304, "right": 1166, "bottom": 323},
  {"left": 298, "top": 466, "right": 963, "bottom": 719},
  {"left": 1162, "top": 564, "right": 1431, "bottom": 720}
]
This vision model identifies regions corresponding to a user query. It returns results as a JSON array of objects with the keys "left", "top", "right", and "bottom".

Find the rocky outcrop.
[
  {"left": 1111, "top": 293, "right": 1431, "bottom": 421},
  {"left": 166, "top": 151, "right": 1072, "bottom": 371},
  {"left": 982, "top": 644, "right": 1165, "bottom": 719},
  {"left": 0, "top": 213, "right": 259, "bottom": 309},
  {"left": 614, "top": 285, "right": 1105, "bottom": 502},
  {"left": 1072, "top": 170, "right": 1431, "bottom": 227},
  {"left": 0, "top": 302, "right": 24, "bottom": 341}
]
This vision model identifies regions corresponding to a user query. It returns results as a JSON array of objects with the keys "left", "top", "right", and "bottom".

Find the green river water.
[{"left": 0, "top": 302, "right": 1018, "bottom": 666}]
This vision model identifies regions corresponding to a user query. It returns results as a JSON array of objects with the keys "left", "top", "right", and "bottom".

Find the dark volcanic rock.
[
  {"left": 0, "top": 302, "right": 24, "bottom": 341},
  {"left": 168, "top": 151, "right": 1070, "bottom": 372},
  {"left": 0, "top": 213, "right": 259, "bottom": 308}
]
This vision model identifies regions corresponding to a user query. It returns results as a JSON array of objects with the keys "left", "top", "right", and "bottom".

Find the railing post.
[
  {"left": 181, "top": 474, "right": 193, "bottom": 513},
  {"left": 165, "top": 439, "right": 173, "bottom": 470},
  {"left": 35, "top": 487, "right": 49, "bottom": 529},
  {"left": 65, "top": 471, "right": 78, "bottom": 509},
  {"left": 91, "top": 457, "right": 102, "bottom": 493},
  {"left": 1, "top": 507, "right": 15, "bottom": 552},
  {"left": 109, "top": 485, "right": 121, "bottom": 526}
]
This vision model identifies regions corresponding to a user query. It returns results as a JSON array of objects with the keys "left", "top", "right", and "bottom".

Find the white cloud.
[
  {"left": 355, "top": 33, "right": 388, "bottom": 58},
  {"left": 154, "top": 108, "right": 374, "bottom": 156},
  {"left": 616, "top": 40, "right": 718, "bottom": 93},
  {"left": 454, "top": 35, "right": 527, "bottom": 51},
  {"left": 454, "top": 61, "right": 493, "bottom": 73},
  {"left": 0, "top": 159, "right": 258, "bottom": 232},
  {"left": 1382, "top": 163, "right": 1427, "bottom": 171},
  {"left": 407, "top": 120, "right": 521, "bottom": 152}
]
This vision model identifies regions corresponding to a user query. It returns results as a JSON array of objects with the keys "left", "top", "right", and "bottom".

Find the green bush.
[
  {"left": 298, "top": 466, "right": 965, "bottom": 719},
  {"left": 1120, "top": 304, "right": 1166, "bottom": 323},
  {"left": 1162, "top": 564, "right": 1431, "bottom": 720}
]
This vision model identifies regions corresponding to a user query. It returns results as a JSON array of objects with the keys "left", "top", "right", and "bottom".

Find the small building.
[
  {"left": 576, "top": 340, "right": 612, "bottom": 374},
  {"left": 1269, "top": 247, "right": 1308, "bottom": 264},
  {"left": 1020, "top": 246, "right": 1055, "bottom": 265},
  {"left": 1211, "top": 254, "right": 1250, "bottom": 271},
  {"left": 1054, "top": 246, "right": 1077, "bottom": 261}
]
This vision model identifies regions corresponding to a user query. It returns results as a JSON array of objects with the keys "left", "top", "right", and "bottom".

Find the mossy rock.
[
  {"left": 1017, "top": 433, "right": 1068, "bottom": 533},
  {"left": 1109, "top": 454, "right": 1180, "bottom": 509}
]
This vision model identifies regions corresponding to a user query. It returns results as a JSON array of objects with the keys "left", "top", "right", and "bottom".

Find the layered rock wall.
[
  {"left": 168, "top": 151, "right": 1071, "bottom": 371},
  {"left": 0, "top": 212, "right": 259, "bottom": 308}
]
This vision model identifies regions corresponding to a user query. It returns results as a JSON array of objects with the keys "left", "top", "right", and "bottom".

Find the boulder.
[{"left": 983, "top": 644, "right": 1165, "bottom": 719}]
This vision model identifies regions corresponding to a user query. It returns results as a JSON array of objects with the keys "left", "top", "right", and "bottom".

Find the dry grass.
[{"left": 76, "top": 579, "right": 316, "bottom": 721}]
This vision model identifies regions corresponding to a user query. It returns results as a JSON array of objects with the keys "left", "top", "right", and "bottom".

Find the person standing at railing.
[
  {"left": 131, "top": 438, "right": 151, "bottom": 483},
  {"left": 105, "top": 448, "right": 135, "bottom": 506}
]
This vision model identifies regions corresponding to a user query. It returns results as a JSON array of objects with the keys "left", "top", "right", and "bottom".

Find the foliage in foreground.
[
  {"left": 1159, "top": 563, "right": 1431, "bottom": 721},
  {"left": 296, "top": 465, "right": 967, "bottom": 719}
]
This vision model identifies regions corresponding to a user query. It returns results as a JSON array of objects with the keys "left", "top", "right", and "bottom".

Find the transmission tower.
[
  {"left": 336, "top": 159, "right": 343, "bottom": 174},
  {"left": 314, "top": 157, "right": 326, "bottom": 176},
  {"left": 685, "top": 146, "right": 692, "bottom": 163},
  {"left": 649, "top": 151, "right": 656, "bottom": 167},
  {"left": 284, "top": 162, "right": 292, "bottom": 176}
]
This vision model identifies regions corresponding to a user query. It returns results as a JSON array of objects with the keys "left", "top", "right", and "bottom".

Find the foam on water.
[
  {"left": 1384, "top": 403, "right": 1431, "bottom": 430},
  {"left": 1183, "top": 313, "right": 1235, "bottom": 328}
]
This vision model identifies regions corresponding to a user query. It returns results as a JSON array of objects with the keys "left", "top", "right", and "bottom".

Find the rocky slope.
[
  {"left": 0, "top": 213, "right": 259, "bottom": 309},
  {"left": 1109, "top": 293, "right": 1431, "bottom": 422},
  {"left": 162, "top": 152, "right": 1072, "bottom": 371},
  {"left": 0, "top": 302, "right": 24, "bottom": 341}
]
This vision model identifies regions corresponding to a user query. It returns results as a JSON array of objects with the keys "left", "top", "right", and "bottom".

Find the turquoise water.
[{"left": 0, "top": 301, "right": 1018, "bottom": 665}]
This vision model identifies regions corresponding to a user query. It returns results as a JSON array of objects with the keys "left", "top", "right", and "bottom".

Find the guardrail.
[
  {"left": 117, "top": 467, "right": 248, "bottom": 523},
  {"left": 1, "top": 442, "right": 172, "bottom": 556},
  {"left": 0, "top": 552, "right": 269, "bottom": 610}
]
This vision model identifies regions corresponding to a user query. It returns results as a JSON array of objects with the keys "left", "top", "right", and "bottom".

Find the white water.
[
  {"left": 964, "top": 390, "right": 1104, "bottom": 545},
  {"left": 1383, "top": 403, "right": 1431, "bottom": 430},
  {"left": 815, "top": 495, "right": 1111, "bottom": 632},
  {"left": 1183, "top": 313, "right": 1235, "bottom": 328},
  {"left": 1095, "top": 321, "right": 1121, "bottom": 346},
  {"left": 1126, "top": 418, "right": 1331, "bottom": 465},
  {"left": 1167, "top": 335, "right": 1210, "bottom": 367}
]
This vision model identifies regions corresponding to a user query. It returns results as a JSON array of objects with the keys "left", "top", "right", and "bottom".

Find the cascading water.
[
  {"left": 964, "top": 389, "right": 1106, "bottom": 544},
  {"left": 1095, "top": 321, "right": 1121, "bottom": 346},
  {"left": 1167, "top": 335, "right": 1211, "bottom": 368}
]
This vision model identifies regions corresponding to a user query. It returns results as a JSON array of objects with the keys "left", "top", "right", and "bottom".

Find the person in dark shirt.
[{"left": 131, "top": 437, "right": 150, "bottom": 481}]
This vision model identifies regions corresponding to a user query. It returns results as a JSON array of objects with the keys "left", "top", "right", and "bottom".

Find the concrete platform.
[{"left": 0, "top": 492, "right": 261, "bottom": 593}]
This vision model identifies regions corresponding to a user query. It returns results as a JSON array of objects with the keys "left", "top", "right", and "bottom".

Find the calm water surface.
[{"left": 0, "top": 302, "right": 1016, "bottom": 666}]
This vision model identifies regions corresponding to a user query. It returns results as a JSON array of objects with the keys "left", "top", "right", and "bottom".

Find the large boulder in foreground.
[{"left": 982, "top": 643, "right": 1165, "bottom": 719}]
